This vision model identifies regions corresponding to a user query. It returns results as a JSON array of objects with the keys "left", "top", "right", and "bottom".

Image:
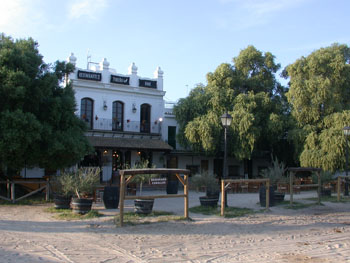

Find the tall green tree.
[
  {"left": 0, "top": 35, "right": 92, "bottom": 178},
  {"left": 233, "top": 45, "right": 283, "bottom": 96},
  {"left": 285, "top": 43, "right": 350, "bottom": 171},
  {"left": 174, "top": 46, "right": 289, "bottom": 163},
  {"left": 172, "top": 84, "right": 210, "bottom": 150},
  {"left": 231, "top": 91, "right": 285, "bottom": 160}
]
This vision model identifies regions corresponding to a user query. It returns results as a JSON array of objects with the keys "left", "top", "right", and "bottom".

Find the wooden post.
[
  {"left": 11, "top": 183, "right": 15, "bottom": 203},
  {"left": 266, "top": 179, "right": 270, "bottom": 210},
  {"left": 184, "top": 174, "right": 189, "bottom": 219},
  {"left": 337, "top": 176, "right": 341, "bottom": 202},
  {"left": 221, "top": 179, "right": 225, "bottom": 216},
  {"left": 290, "top": 172, "right": 294, "bottom": 206},
  {"left": 317, "top": 171, "right": 321, "bottom": 205},
  {"left": 45, "top": 179, "right": 50, "bottom": 201},
  {"left": 119, "top": 173, "right": 125, "bottom": 227},
  {"left": 7, "top": 179, "right": 10, "bottom": 199}
]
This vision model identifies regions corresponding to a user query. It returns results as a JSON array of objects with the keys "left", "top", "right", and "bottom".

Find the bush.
[
  {"left": 190, "top": 173, "right": 219, "bottom": 194},
  {"left": 60, "top": 167, "right": 100, "bottom": 198},
  {"left": 129, "top": 160, "right": 157, "bottom": 195},
  {"left": 260, "top": 156, "right": 288, "bottom": 185},
  {"left": 52, "top": 173, "right": 74, "bottom": 197}
]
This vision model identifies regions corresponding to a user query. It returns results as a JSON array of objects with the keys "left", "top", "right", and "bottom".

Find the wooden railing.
[
  {"left": 288, "top": 168, "right": 322, "bottom": 205},
  {"left": 337, "top": 176, "right": 350, "bottom": 201},
  {"left": 220, "top": 178, "right": 270, "bottom": 216},
  {"left": 0, "top": 179, "right": 50, "bottom": 203}
]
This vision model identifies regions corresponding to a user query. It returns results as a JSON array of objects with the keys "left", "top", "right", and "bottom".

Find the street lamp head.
[
  {"left": 344, "top": 126, "right": 350, "bottom": 136},
  {"left": 103, "top": 101, "right": 108, "bottom": 111},
  {"left": 221, "top": 112, "right": 232, "bottom": 128}
]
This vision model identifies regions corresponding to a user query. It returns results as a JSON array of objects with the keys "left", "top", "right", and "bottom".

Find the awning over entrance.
[{"left": 87, "top": 136, "right": 173, "bottom": 151}]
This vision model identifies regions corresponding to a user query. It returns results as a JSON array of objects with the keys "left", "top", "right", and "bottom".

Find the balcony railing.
[{"left": 91, "top": 118, "right": 161, "bottom": 134}]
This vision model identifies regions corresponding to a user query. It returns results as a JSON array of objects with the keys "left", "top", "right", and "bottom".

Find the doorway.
[{"left": 140, "top": 104, "right": 151, "bottom": 133}]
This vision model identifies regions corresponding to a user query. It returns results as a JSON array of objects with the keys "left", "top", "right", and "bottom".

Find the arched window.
[
  {"left": 81, "top": 98, "right": 93, "bottom": 129},
  {"left": 112, "top": 101, "right": 124, "bottom": 131},
  {"left": 140, "top": 103, "right": 151, "bottom": 133}
]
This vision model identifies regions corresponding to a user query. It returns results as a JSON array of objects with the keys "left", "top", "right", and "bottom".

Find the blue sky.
[{"left": 1, "top": 0, "right": 350, "bottom": 102}]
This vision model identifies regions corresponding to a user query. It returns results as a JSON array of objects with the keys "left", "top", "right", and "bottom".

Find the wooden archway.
[
  {"left": 118, "top": 168, "right": 190, "bottom": 226},
  {"left": 288, "top": 167, "right": 322, "bottom": 205}
]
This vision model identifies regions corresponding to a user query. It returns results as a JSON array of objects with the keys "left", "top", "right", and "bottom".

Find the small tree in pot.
[
  {"left": 51, "top": 174, "right": 74, "bottom": 209},
  {"left": 191, "top": 172, "right": 220, "bottom": 207},
  {"left": 60, "top": 167, "right": 100, "bottom": 214},
  {"left": 130, "top": 160, "right": 157, "bottom": 214},
  {"left": 260, "top": 156, "right": 287, "bottom": 206}
]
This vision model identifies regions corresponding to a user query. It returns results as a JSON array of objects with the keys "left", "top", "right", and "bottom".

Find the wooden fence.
[
  {"left": 118, "top": 168, "right": 190, "bottom": 226},
  {"left": 337, "top": 176, "right": 350, "bottom": 201},
  {"left": 0, "top": 179, "right": 50, "bottom": 203},
  {"left": 288, "top": 167, "right": 322, "bottom": 205},
  {"left": 220, "top": 178, "right": 270, "bottom": 216}
]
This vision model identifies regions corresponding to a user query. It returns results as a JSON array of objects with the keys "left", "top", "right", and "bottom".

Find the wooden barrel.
[
  {"left": 274, "top": 192, "right": 285, "bottom": 203},
  {"left": 53, "top": 195, "right": 71, "bottom": 209},
  {"left": 71, "top": 198, "right": 93, "bottom": 214},
  {"left": 259, "top": 186, "right": 275, "bottom": 207},
  {"left": 199, "top": 196, "right": 218, "bottom": 207},
  {"left": 134, "top": 199, "right": 154, "bottom": 214},
  {"left": 103, "top": 186, "right": 119, "bottom": 209},
  {"left": 166, "top": 180, "right": 179, "bottom": 194}
]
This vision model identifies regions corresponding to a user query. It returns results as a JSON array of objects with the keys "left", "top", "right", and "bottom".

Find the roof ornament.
[
  {"left": 100, "top": 58, "right": 110, "bottom": 70},
  {"left": 128, "top": 62, "right": 138, "bottom": 75},
  {"left": 154, "top": 66, "right": 163, "bottom": 78},
  {"left": 67, "top": 52, "right": 77, "bottom": 65}
]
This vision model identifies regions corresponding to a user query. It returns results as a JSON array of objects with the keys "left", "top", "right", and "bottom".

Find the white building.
[{"left": 66, "top": 53, "right": 269, "bottom": 182}]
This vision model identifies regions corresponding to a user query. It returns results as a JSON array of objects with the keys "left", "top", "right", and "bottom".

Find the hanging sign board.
[
  {"left": 110, "top": 75, "right": 130, "bottom": 85},
  {"left": 77, "top": 70, "right": 102, "bottom": 81},
  {"left": 139, "top": 79, "right": 157, "bottom": 89}
]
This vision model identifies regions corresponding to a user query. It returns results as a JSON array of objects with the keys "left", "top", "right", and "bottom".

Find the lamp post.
[
  {"left": 343, "top": 126, "right": 350, "bottom": 196},
  {"left": 221, "top": 112, "right": 232, "bottom": 207}
]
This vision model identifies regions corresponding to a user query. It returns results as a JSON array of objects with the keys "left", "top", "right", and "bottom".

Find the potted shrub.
[
  {"left": 260, "top": 156, "right": 287, "bottom": 207},
  {"left": 130, "top": 160, "right": 157, "bottom": 214},
  {"left": 51, "top": 174, "right": 74, "bottom": 209},
  {"left": 191, "top": 173, "right": 220, "bottom": 207},
  {"left": 61, "top": 167, "right": 100, "bottom": 214}
]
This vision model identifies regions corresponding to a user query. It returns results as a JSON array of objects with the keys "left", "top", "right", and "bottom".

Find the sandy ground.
[{"left": 1, "top": 191, "right": 350, "bottom": 263}]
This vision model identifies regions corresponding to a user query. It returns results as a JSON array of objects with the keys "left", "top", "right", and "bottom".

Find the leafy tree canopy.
[
  {"left": 231, "top": 91, "right": 285, "bottom": 160},
  {"left": 172, "top": 84, "right": 210, "bottom": 150},
  {"left": 233, "top": 45, "right": 282, "bottom": 96},
  {"left": 286, "top": 43, "right": 350, "bottom": 127},
  {"left": 174, "top": 46, "right": 288, "bottom": 160},
  {"left": 285, "top": 43, "right": 350, "bottom": 171},
  {"left": 0, "top": 35, "right": 92, "bottom": 177}
]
